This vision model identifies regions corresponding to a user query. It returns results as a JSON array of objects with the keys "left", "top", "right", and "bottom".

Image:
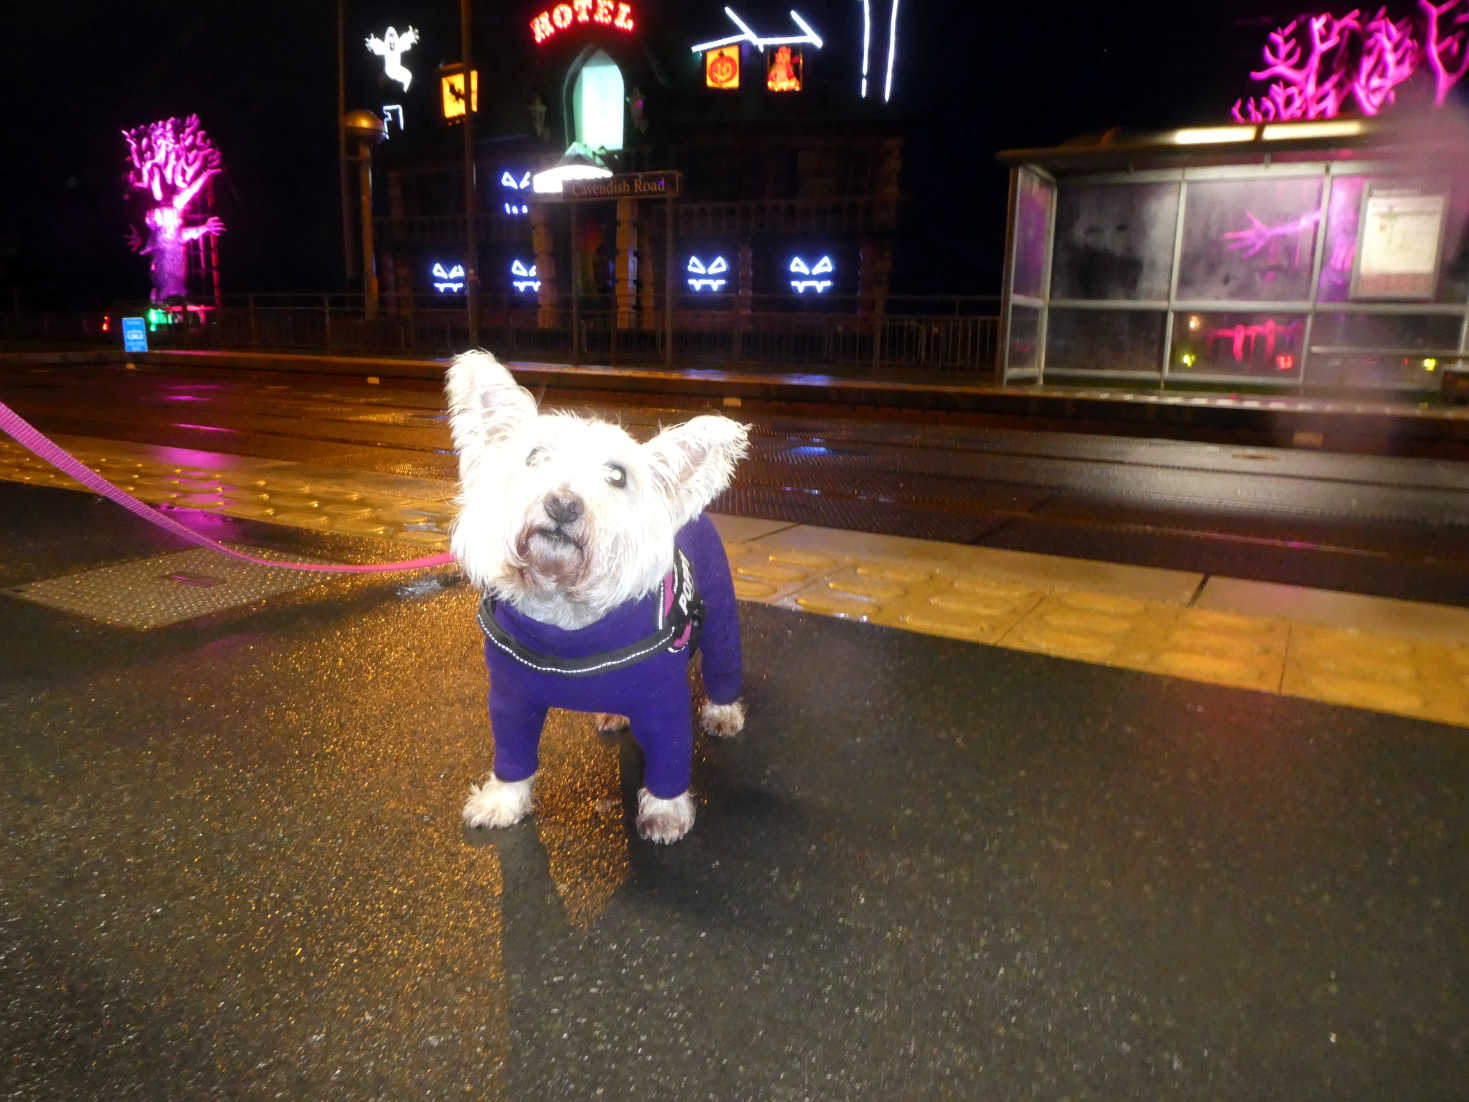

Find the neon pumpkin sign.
[
  {"left": 1230, "top": 2, "right": 1469, "bottom": 121},
  {"left": 431, "top": 262, "right": 465, "bottom": 293},
  {"left": 511, "top": 259, "right": 541, "bottom": 293},
  {"left": 530, "top": 1, "right": 635, "bottom": 45},
  {"left": 788, "top": 254, "right": 833, "bottom": 293},
  {"left": 501, "top": 170, "right": 531, "bottom": 215},
  {"left": 686, "top": 255, "right": 729, "bottom": 291}
]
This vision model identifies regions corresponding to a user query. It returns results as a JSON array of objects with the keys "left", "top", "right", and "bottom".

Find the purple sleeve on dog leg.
[
  {"left": 681, "top": 515, "right": 742, "bottom": 704},
  {"left": 486, "top": 674, "right": 549, "bottom": 784}
]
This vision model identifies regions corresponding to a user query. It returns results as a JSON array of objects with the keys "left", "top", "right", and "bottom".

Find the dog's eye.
[
  {"left": 604, "top": 463, "right": 627, "bottom": 488},
  {"left": 526, "top": 446, "right": 547, "bottom": 466}
]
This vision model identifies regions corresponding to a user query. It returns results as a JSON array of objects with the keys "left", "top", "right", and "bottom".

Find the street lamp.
[
  {"left": 529, "top": 95, "right": 548, "bottom": 140},
  {"left": 344, "top": 108, "right": 387, "bottom": 320}
]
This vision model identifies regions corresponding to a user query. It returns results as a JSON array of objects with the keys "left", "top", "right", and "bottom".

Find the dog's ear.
[
  {"left": 643, "top": 415, "right": 750, "bottom": 525},
  {"left": 445, "top": 350, "right": 537, "bottom": 475}
]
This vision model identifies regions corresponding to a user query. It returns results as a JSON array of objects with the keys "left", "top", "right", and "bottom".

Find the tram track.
[{"left": 6, "top": 365, "right": 1469, "bottom": 604}]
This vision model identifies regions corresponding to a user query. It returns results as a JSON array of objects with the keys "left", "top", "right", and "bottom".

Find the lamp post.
[
  {"left": 344, "top": 109, "right": 387, "bottom": 320},
  {"left": 460, "top": 0, "right": 479, "bottom": 346}
]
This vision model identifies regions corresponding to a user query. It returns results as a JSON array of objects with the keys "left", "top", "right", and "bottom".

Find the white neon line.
[
  {"left": 724, "top": 7, "right": 762, "bottom": 51},
  {"left": 860, "top": 0, "right": 871, "bottom": 98},
  {"left": 790, "top": 11, "right": 822, "bottom": 48},
  {"left": 690, "top": 32, "right": 746, "bottom": 52},
  {"left": 883, "top": 0, "right": 899, "bottom": 102}
]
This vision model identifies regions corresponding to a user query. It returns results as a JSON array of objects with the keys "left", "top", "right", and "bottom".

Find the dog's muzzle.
[{"left": 518, "top": 491, "right": 588, "bottom": 581}]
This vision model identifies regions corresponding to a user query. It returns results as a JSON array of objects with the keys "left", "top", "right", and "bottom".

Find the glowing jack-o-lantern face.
[
  {"left": 510, "top": 259, "right": 541, "bottom": 293},
  {"left": 431, "top": 261, "right": 466, "bottom": 293},
  {"left": 500, "top": 170, "right": 532, "bottom": 216},
  {"left": 788, "top": 254, "right": 833, "bottom": 293},
  {"left": 686, "top": 254, "right": 729, "bottom": 292}
]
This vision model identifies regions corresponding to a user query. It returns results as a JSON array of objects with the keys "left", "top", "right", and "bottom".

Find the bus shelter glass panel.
[
  {"left": 1051, "top": 182, "right": 1179, "bottom": 301},
  {"left": 1012, "top": 169, "right": 1053, "bottom": 299},
  {"left": 1168, "top": 311, "right": 1305, "bottom": 380},
  {"left": 1177, "top": 177, "right": 1323, "bottom": 302},
  {"left": 1008, "top": 306, "right": 1042, "bottom": 370},
  {"left": 1318, "top": 175, "right": 1469, "bottom": 305},
  {"left": 1046, "top": 308, "right": 1166, "bottom": 374},
  {"left": 1309, "top": 313, "right": 1462, "bottom": 388}
]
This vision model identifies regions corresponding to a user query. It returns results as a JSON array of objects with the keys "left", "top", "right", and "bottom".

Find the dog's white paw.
[
  {"left": 700, "top": 699, "right": 745, "bottom": 739},
  {"left": 636, "top": 789, "right": 696, "bottom": 844},
  {"left": 462, "top": 774, "right": 535, "bottom": 829},
  {"left": 592, "top": 712, "right": 631, "bottom": 734}
]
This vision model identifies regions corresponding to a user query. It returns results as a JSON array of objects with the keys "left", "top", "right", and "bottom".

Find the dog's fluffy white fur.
[{"left": 447, "top": 349, "right": 749, "bottom": 842}]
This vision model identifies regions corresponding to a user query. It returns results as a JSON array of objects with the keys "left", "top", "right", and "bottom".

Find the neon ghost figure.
[
  {"left": 122, "top": 114, "right": 225, "bottom": 303},
  {"left": 366, "top": 26, "right": 419, "bottom": 92},
  {"left": 501, "top": 170, "right": 532, "bottom": 216},
  {"left": 432, "top": 261, "right": 466, "bottom": 293},
  {"left": 511, "top": 259, "right": 541, "bottom": 293},
  {"left": 788, "top": 254, "right": 833, "bottom": 293},
  {"left": 686, "top": 255, "right": 729, "bottom": 291}
]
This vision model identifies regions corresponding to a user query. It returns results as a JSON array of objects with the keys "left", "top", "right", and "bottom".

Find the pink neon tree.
[
  {"left": 1231, "top": 2, "right": 1469, "bottom": 121},
  {"left": 123, "top": 114, "right": 225, "bottom": 302},
  {"left": 1423, "top": 0, "right": 1469, "bottom": 104}
]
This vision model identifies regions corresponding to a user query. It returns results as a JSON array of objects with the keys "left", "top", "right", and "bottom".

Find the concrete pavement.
[{"left": 2, "top": 463, "right": 1467, "bottom": 1098}]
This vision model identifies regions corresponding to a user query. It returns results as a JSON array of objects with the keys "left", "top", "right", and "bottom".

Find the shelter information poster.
[{"left": 1351, "top": 189, "right": 1447, "bottom": 299}]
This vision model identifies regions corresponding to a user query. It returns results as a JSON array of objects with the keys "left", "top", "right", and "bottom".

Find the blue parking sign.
[{"left": 121, "top": 316, "right": 148, "bottom": 353}]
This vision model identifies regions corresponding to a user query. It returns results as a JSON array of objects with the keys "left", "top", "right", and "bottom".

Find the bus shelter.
[{"left": 996, "top": 117, "right": 1469, "bottom": 397}]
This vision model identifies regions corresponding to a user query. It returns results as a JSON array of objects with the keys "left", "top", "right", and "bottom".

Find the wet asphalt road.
[
  {"left": 4, "top": 358, "right": 1469, "bottom": 608},
  {"left": 2, "top": 481, "right": 1467, "bottom": 1100}
]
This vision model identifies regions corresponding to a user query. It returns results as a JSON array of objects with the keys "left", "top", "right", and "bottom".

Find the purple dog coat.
[{"left": 477, "top": 513, "right": 741, "bottom": 799}]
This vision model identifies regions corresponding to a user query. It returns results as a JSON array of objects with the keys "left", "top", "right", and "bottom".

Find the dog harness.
[{"left": 476, "top": 547, "right": 703, "bottom": 676}]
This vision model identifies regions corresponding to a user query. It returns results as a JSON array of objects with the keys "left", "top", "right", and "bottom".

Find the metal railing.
[{"left": 62, "top": 292, "right": 1001, "bottom": 376}]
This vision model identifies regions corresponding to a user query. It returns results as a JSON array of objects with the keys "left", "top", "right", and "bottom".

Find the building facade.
[{"left": 352, "top": 1, "right": 908, "bottom": 338}]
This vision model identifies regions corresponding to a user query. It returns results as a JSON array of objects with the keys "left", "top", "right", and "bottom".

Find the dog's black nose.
[{"left": 543, "top": 491, "right": 583, "bottom": 525}]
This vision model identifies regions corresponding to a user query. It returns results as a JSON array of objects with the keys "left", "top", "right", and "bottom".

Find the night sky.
[{"left": 4, "top": 2, "right": 1300, "bottom": 310}]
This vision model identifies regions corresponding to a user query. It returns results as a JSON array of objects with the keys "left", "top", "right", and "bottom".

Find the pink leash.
[{"left": 0, "top": 398, "right": 455, "bottom": 574}]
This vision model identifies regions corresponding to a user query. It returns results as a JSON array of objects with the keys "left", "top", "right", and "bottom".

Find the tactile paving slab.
[{"left": 6, "top": 547, "right": 323, "bottom": 630}]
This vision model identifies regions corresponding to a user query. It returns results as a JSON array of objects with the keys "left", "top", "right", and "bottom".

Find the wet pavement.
[{"left": 3, "top": 474, "right": 1467, "bottom": 1099}]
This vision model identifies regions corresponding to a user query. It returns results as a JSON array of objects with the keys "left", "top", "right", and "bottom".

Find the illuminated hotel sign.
[
  {"left": 440, "top": 67, "right": 479, "bottom": 118},
  {"left": 530, "top": 1, "right": 635, "bottom": 45},
  {"left": 705, "top": 45, "right": 740, "bottom": 89}
]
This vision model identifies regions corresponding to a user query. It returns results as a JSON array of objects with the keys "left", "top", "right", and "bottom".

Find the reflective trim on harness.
[{"left": 478, "top": 548, "right": 703, "bottom": 677}]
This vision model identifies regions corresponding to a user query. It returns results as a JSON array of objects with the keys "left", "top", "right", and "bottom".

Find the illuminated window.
[
  {"left": 511, "top": 259, "right": 541, "bottom": 293},
  {"left": 686, "top": 254, "right": 729, "bottom": 292},
  {"left": 431, "top": 261, "right": 466, "bottom": 293},
  {"left": 500, "top": 169, "right": 531, "bottom": 215},
  {"left": 767, "top": 46, "right": 803, "bottom": 92},
  {"left": 440, "top": 68, "right": 479, "bottom": 119},
  {"left": 574, "top": 50, "right": 625, "bottom": 151},
  {"left": 705, "top": 46, "right": 739, "bottom": 90},
  {"left": 788, "top": 254, "right": 833, "bottom": 293}
]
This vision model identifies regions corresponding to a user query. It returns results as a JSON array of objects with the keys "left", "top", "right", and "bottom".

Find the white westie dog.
[{"left": 446, "top": 350, "right": 750, "bottom": 844}]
